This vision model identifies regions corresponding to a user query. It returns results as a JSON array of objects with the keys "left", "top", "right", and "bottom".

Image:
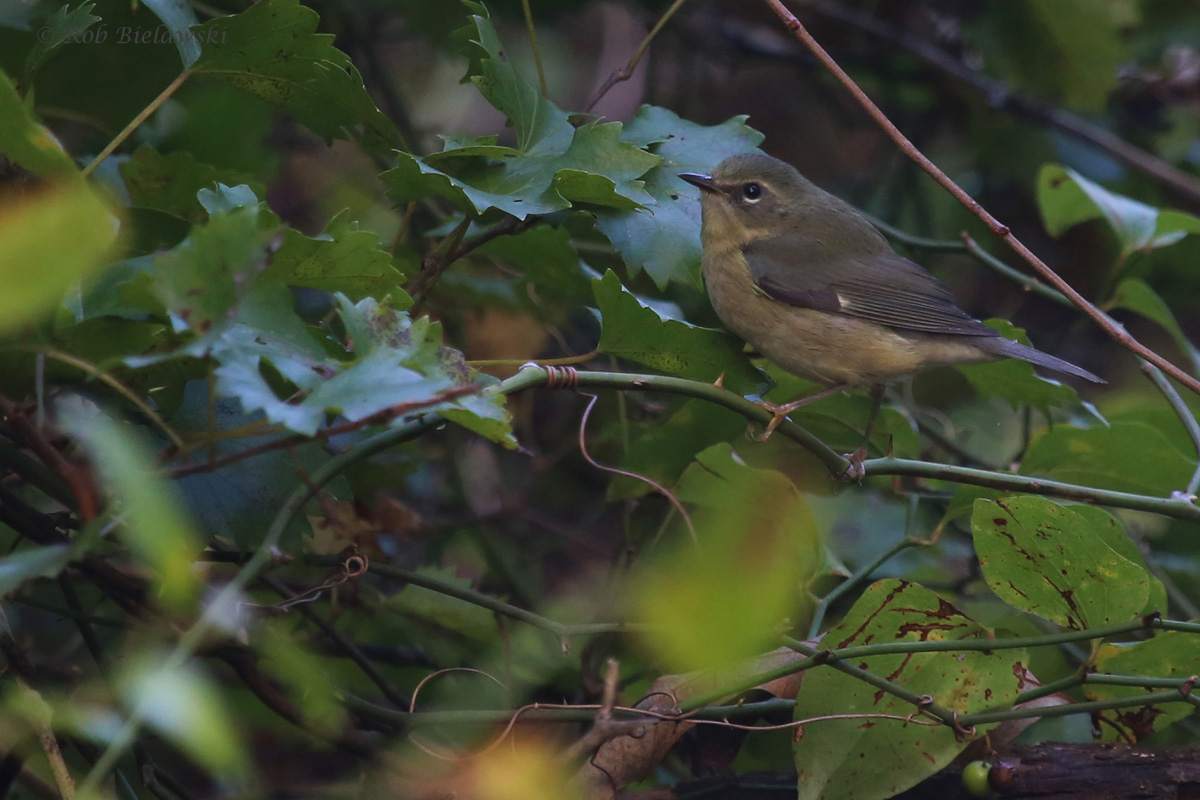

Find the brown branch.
[
  {"left": 406, "top": 216, "right": 538, "bottom": 314},
  {"left": 811, "top": 1, "right": 1200, "bottom": 208},
  {"left": 259, "top": 573, "right": 412, "bottom": 711},
  {"left": 0, "top": 395, "right": 98, "bottom": 521},
  {"left": 761, "top": 0, "right": 1200, "bottom": 398},
  {"left": 167, "top": 384, "right": 481, "bottom": 479}
]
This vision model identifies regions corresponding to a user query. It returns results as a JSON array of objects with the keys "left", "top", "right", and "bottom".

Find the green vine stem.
[
  {"left": 501, "top": 365, "right": 1200, "bottom": 523},
  {"left": 341, "top": 671, "right": 1199, "bottom": 734},
  {"left": 680, "top": 617, "right": 1199, "bottom": 716},
  {"left": 81, "top": 69, "right": 192, "bottom": 178}
]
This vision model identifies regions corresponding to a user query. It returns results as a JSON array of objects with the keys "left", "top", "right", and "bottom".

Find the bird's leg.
[
  {"left": 842, "top": 383, "right": 885, "bottom": 481},
  {"left": 755, "top": 383, "right": 851, "bottom": 442}
]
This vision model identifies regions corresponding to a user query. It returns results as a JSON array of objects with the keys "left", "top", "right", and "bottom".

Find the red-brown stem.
[{"left": 761, "top": 0, "right": 1200, "bottom": 397}]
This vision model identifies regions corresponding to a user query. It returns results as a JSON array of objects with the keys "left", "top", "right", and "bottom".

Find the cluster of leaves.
[{"left": 0, "top": 1, "right": 1199, "bottom": 799}]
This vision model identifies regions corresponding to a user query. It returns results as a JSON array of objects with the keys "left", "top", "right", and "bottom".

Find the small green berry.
[{"left": 962, "top": 760, "right": 993, "bottom": 797}]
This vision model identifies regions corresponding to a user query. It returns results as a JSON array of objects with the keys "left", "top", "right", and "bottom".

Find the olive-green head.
[
  {"left": 681, "top": 154, "right": 820, "bottom": 235},
  {"left": 680, "top": 153, "right": 879, "bottom": 252}
]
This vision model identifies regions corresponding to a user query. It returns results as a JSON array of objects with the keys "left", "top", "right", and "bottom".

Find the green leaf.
[
  {"left": 21, "top": 2, "right": 101, "bottom": 84},
  {"left": 151, "top": 185, "right": 279, "bottom": 335},
  {"left": 595, "top": 105, "right": 765, "bottom": 289},
  {"left": 967, "top": 1, "right": 1126, "bottom": 111},
  {"left": 59, "top": 400, "right": 203, "bottom": 611},
  {"left": 170, "top": 379, "right": 350, "bottom": 551},
  {"left": 0, "top": 546, "right": 71, "bottom": 597},
  {"left": 1023, "top": 0, "right": 1124, "bottom": 109},
  {"left": 1020, "top": 421, "right": 1197, "bottom": 496},
  {"left": 425, "top": 133, "right": 522, "bottom": 162},
  {"left": 203, "top": 287, "right": 512, "bottom": 444},
  {"left": 1087, "top": 632, "right": 1200, "bottom": 742},
  {"left": 141, "top": 0, "right": 201, "bottom": 67},
  {"left": 608, "top": 399, "right": 746, "bottom": 500},
  {"left": 380, "top": 10, "right": 660, "bottom": 220},
  {"left": 593, "top": 270, "right": 762, "bottom": 393},
  {"left": 955, "top": 319, "right": 1081, "bottom": 412},
  {"left": 1105, "top": 278, "right": 1200, "bottom": 374},
  {"left": 73, "top": 256, "right": 165, "bottom": 322},
  {"left": 1069, "top": 505, "right": 1167, "bottom": 616},
  {"left": 457, "top": 2, "right": 570, "bottom": 155},
  {"left": 1037, "top": 165, "right": 1200, "bottom": 255},
  {"left": 972, "top": 496, "right": 1149, "bottom": 629},
  {"left": 383, "top": 121, "right": 660, "bottom": 219},
  {"left": 470, "top": 223, "right": 590, "bottom": 301},
  {"left": 264, "top": 211, "right": 411, "bottom": 302},
  {"left": 121, "top": 656, "right": 248, "bottom": 778},
  {"left": 257, "top": 621, "right": 345, "bottom": 731},
  {"left": 794, "top": 579, "right": 1025, "bottom": 800},
  {"left": 634, "top": 443, "right": 818, "bottom": 670},
  {"left": 119, "top": 145, "right": 264, "bottom": 223},
  {"left": 0, "top": 182, "right": 118, "bottom": 335},
  {"left": 191, "top": 0, "right": 401, "bottom": 154}
]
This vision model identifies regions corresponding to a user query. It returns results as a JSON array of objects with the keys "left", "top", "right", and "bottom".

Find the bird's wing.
[{"left": 743, "top": 233, "right": 996, "bottom": 337}]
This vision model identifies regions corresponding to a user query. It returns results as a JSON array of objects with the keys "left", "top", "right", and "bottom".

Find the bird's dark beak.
[{"left": 679, "top": 172, "right": 719, "bottom": 193}]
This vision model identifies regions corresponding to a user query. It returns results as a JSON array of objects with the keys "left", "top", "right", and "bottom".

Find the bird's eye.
[{"left": 742, "top": 182, "right": 762, "bottom": 201}]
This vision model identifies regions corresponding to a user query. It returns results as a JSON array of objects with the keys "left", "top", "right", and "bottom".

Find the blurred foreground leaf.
[
  {"left": 60, "top": 400, "right": 203, "bottom": 611},
  {"left": 122, "top": 656, "right": 248, "bottom": 779},
  {"left": 633, "top": 443, "right": 817, "bottom": 671},
  {"left": 0, "top": 182, "right": 117, "bottom": 335}
]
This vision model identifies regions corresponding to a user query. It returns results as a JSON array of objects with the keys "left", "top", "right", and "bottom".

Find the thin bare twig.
[
  {"left": 259, "top": 572, "right": 411, "bottom": 710},
  {"left": 407, "top": 216, "right": 538, "bottom": 313},
  {"left": 761, "top": 0, "right": 1200, "bottom": 399},
  {"left": 167, "top": 384, "right": 480, "bottom": 478},
  {"left": 82, "top": 69, "right": 192, "bottom": 177},
  {"left": 584, "top": 0, "right": 690, "bottom": 113},
  {"left": 520, "top": 0, "right": 548, "bottom": 97},
  {"left": 571, "top": 381, "right": 697, "bottom": 545}
]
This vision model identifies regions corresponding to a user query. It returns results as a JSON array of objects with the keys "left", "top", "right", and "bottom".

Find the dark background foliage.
[{"left": 1, "top": 1, "right": 1200, "bottom": 798}]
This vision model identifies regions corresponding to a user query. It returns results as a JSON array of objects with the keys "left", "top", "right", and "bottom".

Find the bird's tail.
[{"left": 978, "top": 337, "right": 1105, "bottom": 384}]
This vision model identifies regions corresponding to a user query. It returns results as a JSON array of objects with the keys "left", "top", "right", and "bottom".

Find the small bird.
[{"left": 679, "top": 153, "right": 1103, "bottom": 476}]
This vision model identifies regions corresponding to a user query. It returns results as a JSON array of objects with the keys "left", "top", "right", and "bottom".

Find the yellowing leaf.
[{"left": 0, "top": 183, "right": 118, "bottom": 334}]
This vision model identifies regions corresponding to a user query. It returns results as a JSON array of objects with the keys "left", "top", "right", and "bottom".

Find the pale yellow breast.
[{"left": 701, "top": 246, "right": 997, "bottom": 386}]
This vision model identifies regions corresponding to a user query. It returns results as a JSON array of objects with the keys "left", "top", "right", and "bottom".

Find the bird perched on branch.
[{"left": 680, "top": 153, "right": 1102, "bottom": 478}]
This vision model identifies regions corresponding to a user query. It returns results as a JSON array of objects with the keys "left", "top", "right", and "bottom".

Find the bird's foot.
[
  {"left": 840, "top": 445, "right": 868, "bottom": 482},
  {"left": 749, "top": 384, "right": 855, "bottom": 442},
  {"left": 752, "top": 398, "right": 811, "bottom": 442}
]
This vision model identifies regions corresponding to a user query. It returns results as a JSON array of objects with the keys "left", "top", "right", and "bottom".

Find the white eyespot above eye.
[{"left": 742, "top": 182, "right": 763, "bottom": 202}]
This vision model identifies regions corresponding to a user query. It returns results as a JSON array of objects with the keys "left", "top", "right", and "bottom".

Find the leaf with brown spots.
[
  {"left": 1087, "top": 632, "right": 1200, "bottom": 742},
  {"left": 792, "top": 579, "right": 1026, "bottom": 800},
  {"left": 972, "top": 496, "right": 1150, "bottom": 630}
]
